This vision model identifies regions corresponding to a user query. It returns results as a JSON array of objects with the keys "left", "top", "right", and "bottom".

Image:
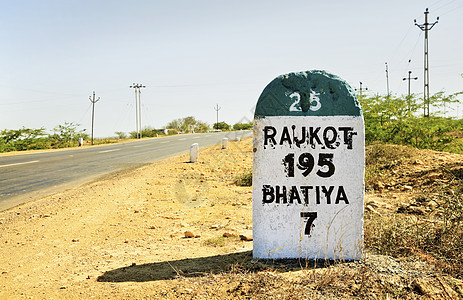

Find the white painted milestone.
[
  {"left": 252, "top": 70, "right": 365, "bottom": 260},
  {"left": 222, "top": 138, "right": 229, "bottom": 149},
  {"left": 190, "top": 143, "right": 199, "bottom": 163}
]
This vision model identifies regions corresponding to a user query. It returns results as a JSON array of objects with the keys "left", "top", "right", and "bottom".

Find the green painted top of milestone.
[{"left": 254, "top": 70, "right": 362, "bottom": 118}]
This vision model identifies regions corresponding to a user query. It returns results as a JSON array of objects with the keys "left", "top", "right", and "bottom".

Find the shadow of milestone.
[
  {"left": 97, "top": 250, "right": 343, "bottom": 283},
  {"left": 97, "top": 251, "right": 253, "bottom": 282}
]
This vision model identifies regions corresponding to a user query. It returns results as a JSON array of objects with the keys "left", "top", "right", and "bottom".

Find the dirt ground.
[{"left": 1, "top": 137, "right": 462, "bottom": 299}]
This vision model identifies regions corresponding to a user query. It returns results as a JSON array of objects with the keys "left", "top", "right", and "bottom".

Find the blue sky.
[{"left": 1, "top": 0, "right": 462, "bottom": 137}]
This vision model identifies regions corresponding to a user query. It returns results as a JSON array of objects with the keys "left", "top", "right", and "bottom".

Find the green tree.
[
  {"left": 194, "top": 121, "right": 211, "bottom": 133},
  {"left": 358, "top": 91, "right": 463, "bottom": 151},
  {"left": 0, "top": 127, "right": 49, "bottom": 151},
  {"left": 114, "top": 131, "right": 127, "bottom": 139},
  {"left": 233, "top": 122, "right": 253, "bottom": 130},
  {"left": 166, "top": 116, "right": 210, "bottom": 133},
  {"left": 51, "top": 122, "right": 88, "bottom": 147},
  {"left": 166, "top": 119, "right": 182, "bottom": 131},
  {"left": 213, "top": 121, "right": 230, "bottom": 131}
]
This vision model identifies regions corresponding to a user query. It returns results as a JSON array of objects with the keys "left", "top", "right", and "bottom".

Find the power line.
[
  {"left": 415, "top": 8, "right": 439, "bottom": 117},
  {"left": 433, "top": 0, "right": 458, "bottom": 12},
  {"left": 439, "top": 2, "right": 463, "bottom": 16}
]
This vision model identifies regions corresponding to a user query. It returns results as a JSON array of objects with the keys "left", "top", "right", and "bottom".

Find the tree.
[
  {"left": 166, "top": 119, "right": 181, "bottom": 131},
  {"left": 0, "top": 127, "right": 48, "bottom": 151},
  {"left": 358, "top": 92, "right": 463, "bottom": 150},
  {"left": 213, "top": 121, "right": 230, "bottom": 131},
  {"left": 233, "top": 122, "right": 253, "bottom": 130},
  {"left": 52, "top": 122, "right": 88, "bottom": 146},
  {"left": 194, "top": 121, "right": 211, "bottom": 133},
  {"left": 166, "top": 116, "right": 210, "bottom": 133},
  {"left": 114, "top": 131, "right": 127, "bottom": 139}
]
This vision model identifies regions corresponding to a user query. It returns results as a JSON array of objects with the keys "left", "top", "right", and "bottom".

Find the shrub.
[
  {"left": 114, "top": 131, "right": 127, "bottom": 139},
  {"left": 235, "top": 169, "right": 252, "bottom": 186},
  {"left": 233, "top": 122, "right": 253, "bottom": 130}
]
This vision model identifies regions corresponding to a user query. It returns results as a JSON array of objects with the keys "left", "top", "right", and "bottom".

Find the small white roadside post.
[
  {"left": 222, "top": 138, "right": 229, "bottom": 149},
  {"left": 252, "top": 70, "right": 365, "bottom": 260},
  {"left": 190, "top": 143, "right": 199, "bottom": 163}
]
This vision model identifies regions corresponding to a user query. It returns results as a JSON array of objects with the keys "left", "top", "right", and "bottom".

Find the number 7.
[{"left": 300, "top": 212, "right": 317, "bottom": 235}]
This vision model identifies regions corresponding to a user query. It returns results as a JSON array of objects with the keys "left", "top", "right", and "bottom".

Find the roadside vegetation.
[
  {"left": 360, "top": 91, "right": 463, "bottom": 153},
  {"left": 0, "top": 122, "right": 88, "bottom": 152},
  {"left": 360, "top": 92, "right": 463, "bottom": 280},
  {"left": 0, "top": 116, "right": 253, "bottom": 153},
  {"left": 364, "top": 143, "right": 463, "bottom": 279}
]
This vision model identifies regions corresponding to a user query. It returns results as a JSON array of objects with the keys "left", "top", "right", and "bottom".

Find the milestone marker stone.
[
  {"left": 252, "top": 70, "right": 365, "bottom": 260},
  {"left": 222, "top": 138, "right": 229, "bottom": 149},
  {"left": 190, "top": 143, "right": 199, "bottom": 163}
]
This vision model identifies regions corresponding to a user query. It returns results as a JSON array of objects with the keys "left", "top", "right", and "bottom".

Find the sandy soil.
[
  {"left": 0, "top": 138, "right": 253, "bottom": 299},
  {"left": 1, "top": 137, "right": 462, "bottom": 299}
]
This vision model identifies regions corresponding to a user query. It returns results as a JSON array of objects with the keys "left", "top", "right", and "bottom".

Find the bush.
[
  {"left": 0, "top": 123, "right": 88, "bottom": 152},
  {"left": 365, "top": 191, "right": 463, "bottom": 278},
  {"left": 235, "top": 169, "right": 252, "bottom": 186},
  {"left": 114, "top": 131, "right": 127, "bottom": 139},
  {"left": 213, "top": 121, "right": 231, "bottom": 131},
  {"left": 364, "top": 143, "right": 463, "bottom": 278},
  {"left": 359, "top": 92, "right": 463, "bottom": 153},
  {"left": 166, "top": 116, "right": 211, "bottom": 133},
  {"left": 233, "top": 122, "right": 253, "bottom": 130}
]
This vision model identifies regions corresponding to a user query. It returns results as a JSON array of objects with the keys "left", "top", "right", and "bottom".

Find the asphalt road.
[{"left": 0, "top": 130, "right": 251, "bottom": 211}]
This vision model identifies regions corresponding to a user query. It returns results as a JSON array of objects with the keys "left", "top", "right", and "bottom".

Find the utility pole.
[
  {"left": 355, "top": 82, "right": 368, "bottom": 98},
  {"left": 130, "top": 84, "right": 139, "bottom": 138},
  {"left": 130, "top": 83, "right": 146, "bottom": 138},
  {"left": 385, "top": 62, "right": 390, "bottom": 97},
  {"left": 403, "top": 71, "right": 418, "bottom": 112},
  {"left": 214, "top": 104, "right": 221, "bottom": 130},
  {"left": 89, "top": 91, "right": 100, "bottom": 145},
  {"left": 415, "top": 8, "right": 439, "bottom": 117},
  {"left": 138, "top": 84, "right": 145, "bottom": 138}
]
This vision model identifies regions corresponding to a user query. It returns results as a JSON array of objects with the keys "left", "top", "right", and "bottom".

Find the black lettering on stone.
[
  {"left": 262, "top": 185, "right": 274, "bottom": 204},
  {"left": 279, "top": 127, "right": 292, "bottom": 145},
  {"left": 300, "top": 186, "right": 312, "bottom": 204},
  {"left": 275, "top": 185, "right": 287, "bottom": 204},
  {"left": 263, "top": 126, "right": 277, "bottom": 147},
  {"left": 315, "top": 186, "right": 321, "bottom": 204},
  {"left": 321, "top": 186, "right": 335, "bottom": 204},
  {"left": 335, "top": 186, "right": 349, "bottom": 204},
  {"left": 309, "top": 127, "right": 322, "bottom": 149},
  {"left": 323, "top": 127, "right": 337, "bottom": 149},
  {"left": 338, "top": 127, "right": 357, "bottom": 150},
  {"left": 289, "top": 186, "right": 302, "bottom": 204},
  {"left": 292, "top": 125, "right": 306, "bottom": 148}
]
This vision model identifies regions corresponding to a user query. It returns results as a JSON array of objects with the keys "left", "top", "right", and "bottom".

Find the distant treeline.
[
  {"left": 0, "top": 122, "right": 89, "bottom": 152},
  {"left": 1, "top": 118, "right": 253, "bottom": 153}
]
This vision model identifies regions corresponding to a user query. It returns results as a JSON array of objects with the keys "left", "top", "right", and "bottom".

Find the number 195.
[{"left": 283, "top": 153, "right": 335, "bottom": 178}]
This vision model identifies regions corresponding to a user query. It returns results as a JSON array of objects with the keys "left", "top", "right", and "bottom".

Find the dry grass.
[{"left": 364, "top": 143, "right": 463, "bottom": 279}]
